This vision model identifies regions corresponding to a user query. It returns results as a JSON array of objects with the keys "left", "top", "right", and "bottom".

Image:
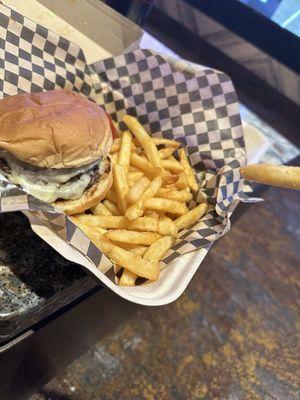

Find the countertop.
[{"left": 0, "top": 212, "right": 97, "bottom": 342}]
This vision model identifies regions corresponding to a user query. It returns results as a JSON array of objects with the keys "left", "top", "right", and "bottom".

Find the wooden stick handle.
[{"left": 240, "top": 164, "right": 300, "bottom": 190}]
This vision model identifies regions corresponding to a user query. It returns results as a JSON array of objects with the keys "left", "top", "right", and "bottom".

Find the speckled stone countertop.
[{"left": 0, "top": 212, "right": 97, "bottom": 342}]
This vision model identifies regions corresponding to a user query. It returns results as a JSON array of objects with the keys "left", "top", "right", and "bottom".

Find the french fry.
[
  {"left": 90, "top": 201, "right": 113, "bottom": 216},
  {"left": 113, "top": 164, "right": 129, "bottom": 213},
  {"left": 143, "top": 140, "right": 162, "bottom": 169},
  {"left": 144, "top": 198, "right": 188, "bottom": 215},
  {"left": 119, "top": 269, "right": 137, "bottom": 286},
  {"left": 118, "top": 130, "right": 132, "bottom": 169},
  {"left": 113, "top": 164, "right": 129, "bottom": 199},
  {"left": 123, "top": 115, "right": 150, "bottom": 146},
  {"left": 128, "top": 165, "right": 140, "bottom": 172},
  {"left": 110, "top": 138, "right": 121, "bottom": 153},
  {"left": 71, "top": 218, "right": 108, "bottom": 237},
  {"left": 71, "top": 213, "right": 99, "bottom": 226},
  {"left": 240, "top": 164, "right": 300, "bottom": 190},
  {"left": 178, "top": 148, "right": 198, "bottom": 192},
  {"left": 128, "top": 171, "right": 144, "bottom": 185},
  {"left": 144, "top": 210, "right": 160, "bottom": 218},
  {"left": 127, "top": 176, "right": 150, "bottom": 204},
  {"left": 125, "top": 176, "right": 162, "bottom": 221},
  {"left": 105, "top": 230, "right": 161, "bottom": 245},
  {"left": 158, "top": 216, "right": 178, "bottom": 236},
  {"left": 158, "top": 147, "right": 176, "bottom": 159},
  {"left": 103, "top": 199, "right": 121, "bottom": 216},
  {"left": 162, "top": 158, "right": 184, "bottom": 173},
  {"left": 174, "top": 203, "right": 208, "bottom": 230},
  {"left": 71, "top": 220, "right": 114, "bottom": 254},
  {"left": 175, "top": 172, "right": 189, "bottom": 190},
  {"left": 86, "top": 216, "right": 158, "bottom": 232},
  {"left": 106, "top": 188, "right": 118, "bottom": 203},
  {"left": 156, "top": 188, "right": 193, "bottom": 202},
  {"left": 110, "top": 152, "right": 119, "bottom": 165},
  {"left": 110, "top": 138, "right": 136, "bottom": 154},
  {"left": 152, "top": 138, "right": 180, "bottom": 148},
  {"left": 123, "top": 116, "right": 163, "bottom": 169},
  {"left": 111, "top": 242, "right": 148, "bottom": 256},
  {"left": 79, "top": 226, "right": 157, "bottom": 280},
  {"left": 162, "top": 173, "right": 179, "bottom": 185},
  {"left": 143, "top": 236, "right": 175, "bottom": 265},
  {"left": 130, "top": 153, "right": 161, "bottom": 177},
  {"left": 109, "top": 246, "right": 159, "bottom": 280}
]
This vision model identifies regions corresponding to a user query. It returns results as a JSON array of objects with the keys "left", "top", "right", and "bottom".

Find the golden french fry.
[
  {"left": 162, "top": 173, "right": 179, "bottom": 185},
  {"left": 95, "top": 227, "right": 108, "bottom": 235},
  {"left": 123, "top": 116, "right": 162, "bottom": 169},
  {"left": 140, "top": 176, "right": 168, "bottom": 201},
  {"left": 106, "top": 189, "right": 118, "bottom": 203},
  {"left": 111, "top": 138, "right": 136, "bottom": 154},
  {"left": 103, "top": 199, "right": 121, "bottom": 216},
  {"left": 143, "top": 140, "right": 162, "bottom": 169},
  {"left": 128, "top": 170, "right": 144, "bottom": 184},
  {"left": 130, "top": 153, "right": 161, "bottom": 177},
  {"left": 124, "top": 199, "right": 144, "bottom": 221},
  {"left": 175, "top": 172, "right": 189, "bottom": 190},
  {"left": 118, "top": 131, "right": 132, "bottom": 169},
  {"left": 161, "top": 158, "right": 184, "bottom": 173},
  {"left": 110, "top": 152, "right": 119, "bottom": 165},
  {"left": 123, "top": 115, "right": 150, "bottom": 146},
  {"left": 109, "top": 246, "right": 159, "bottom": 280},
  {"left": 71, "top": 213, "right": 99, "bottom": 226},
  {"left": 110, "top": 138, "right": 121, "bottom": 153},
  {"left": 113, "top": 164, "right": 129, "bottom": 213},
  {"left": 144, "top": 198, "right": 188, "bottom": 215},
  {"left": 105, "top": 230, "right": 161, "bottom": 245},
  {"left": 128, "top": 217, "right": 158, "bottom": 232},
  {"left": 158, "top": 217, "right": 178, "bottom": 236},
  {"left": 111, "top": 242, "right": 148, "bottom": 256},
  {"left": 86, "top": 215, "right": 158, "bottom": 232},
  {"left": 158, "top": 147, "right": 176, "bottom": 159},
  {"left": 90, "top": 201, "right": 113, "bottom": 216},
  {"left": 128, "top": 165, "right": 140, "bottom": 172},
  {"left": 240, "top": 164, "right": 300, "bottom": 190},
  {"left": 152, "top": 138, "right": 180, "bottom": 148},
  {"left": 127, "top": 176, "right": 150, "bottom": 204},
  {"left": 144, "top": 210, "right": 160, "bottom": 218},
  {"left": 178, "top": 148, "right": 198, "bottom": 192},
  {"left": 156, "top": 188, "right": 193, "bottom": 202},
  {"left": 70, "top": 220, "right": 114, "bottom": 254},
  {"left": 113, "top": 164, "right": 129, "bottom": 199},
  {"left": 174, "top": 203, "right": 208, "bottom": 230},
  {"left": 125, "top": 176, "right": 162, "bottom": 221},
  {"left": 143, "top": 236, "right": 175, "bottom": 265},
  {"left": 119, "top": 269, "right": 137, "bottom": 286}
]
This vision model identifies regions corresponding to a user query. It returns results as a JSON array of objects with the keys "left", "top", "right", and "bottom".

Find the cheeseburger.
[{"left": 0, "top": 90, "right": 113, "bottom": 215}]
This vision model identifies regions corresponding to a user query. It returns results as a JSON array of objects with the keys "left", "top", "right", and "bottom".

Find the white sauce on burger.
[{"left": 0, "top": 150, "right": 103, "bottom": 203}]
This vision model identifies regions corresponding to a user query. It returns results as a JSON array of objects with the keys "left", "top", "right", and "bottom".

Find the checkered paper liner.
[{"left": 0, "top": 5, "right": 258, "bottom": 305}]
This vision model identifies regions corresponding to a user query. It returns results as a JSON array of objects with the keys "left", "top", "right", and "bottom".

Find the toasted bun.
[
  {"left": 0, "top": 90, "right": 112, "bottom": 169},
  {"left": 54, "top": 157, "right": 112, "bottom": 215}
]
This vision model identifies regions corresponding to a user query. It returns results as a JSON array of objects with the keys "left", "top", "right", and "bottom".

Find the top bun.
[{"left": 0, "top": 90, "right": 112, "bottom": 169}]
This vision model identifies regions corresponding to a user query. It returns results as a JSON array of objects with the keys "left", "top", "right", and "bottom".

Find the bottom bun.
[{"left": 54, "top": 157, "right": 112, "bottom": 215}]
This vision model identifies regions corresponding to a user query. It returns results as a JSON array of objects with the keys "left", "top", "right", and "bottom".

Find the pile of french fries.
[{"left": 71, "top": 115, "right": 208, "bottom": 286}]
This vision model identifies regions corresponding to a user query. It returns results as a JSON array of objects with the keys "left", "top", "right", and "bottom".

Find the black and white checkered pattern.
[
  {"left": 0, "top": 4, "right": 256, "bottom": 287},
  {"left": 0, "top": 5, "right": 94, "bottom": 98}
]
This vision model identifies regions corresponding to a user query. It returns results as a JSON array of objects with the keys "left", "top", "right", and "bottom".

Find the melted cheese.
[{"left": 0, "top": 150, "right": 102, "bottom": 203}]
